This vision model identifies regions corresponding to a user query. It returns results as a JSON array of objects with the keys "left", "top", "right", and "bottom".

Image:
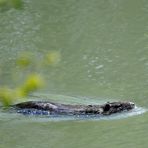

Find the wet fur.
[{"left": 13, "top": 101, "right": 135, "bottom": 115}]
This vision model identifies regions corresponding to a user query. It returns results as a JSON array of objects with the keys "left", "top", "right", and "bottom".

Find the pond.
[{"left": 0, "top": 0, "right": 148, "bottom": 148}]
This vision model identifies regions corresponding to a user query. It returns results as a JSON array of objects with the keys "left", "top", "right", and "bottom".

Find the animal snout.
[{"left": 129, "top": 102, "right": 135, "bottom": 108}]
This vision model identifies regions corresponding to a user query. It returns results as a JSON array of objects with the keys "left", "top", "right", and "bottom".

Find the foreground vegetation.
[{"left": 0, "top": 51, "right": 60, "bottom": 106}]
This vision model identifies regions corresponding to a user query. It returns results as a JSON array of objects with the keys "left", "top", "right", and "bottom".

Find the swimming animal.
[{"left": 13, "top": 101, "right": 135, "bottom": 116}]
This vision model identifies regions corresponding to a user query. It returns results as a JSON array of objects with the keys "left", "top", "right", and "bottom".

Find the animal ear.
[{"left": 104, "top": 103, "right": 111, "bottom": 112}]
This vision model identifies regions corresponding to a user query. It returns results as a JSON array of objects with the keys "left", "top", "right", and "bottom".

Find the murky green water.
[{"left": 0, "top": 0, "right": 148, "bottom": 147}]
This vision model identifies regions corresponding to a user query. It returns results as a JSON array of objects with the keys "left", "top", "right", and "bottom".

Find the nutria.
[{"left": 13, "top": 101, "right": 135, "bottom": 115}]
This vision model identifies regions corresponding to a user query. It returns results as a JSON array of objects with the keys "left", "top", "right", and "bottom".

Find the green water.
[{"left": 0, "top": 0, "right": 148, "bottom": 147}]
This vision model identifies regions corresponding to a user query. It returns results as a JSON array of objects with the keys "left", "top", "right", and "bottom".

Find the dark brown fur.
[{"left": 13, "top": 101, "right": 135, "bottom": 115}]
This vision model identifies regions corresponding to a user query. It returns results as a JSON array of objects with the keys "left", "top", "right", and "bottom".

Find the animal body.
[{"left": 13, "top": 101, "right": 135, "bottom": 116}]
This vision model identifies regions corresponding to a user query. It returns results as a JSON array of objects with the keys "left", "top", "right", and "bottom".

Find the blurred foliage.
[
  {"left": 0, "top": 0, "right": 61, "bottom": 106},
  {"left": 0, "top": 87, "right": 17, "bottom": 106},
  {"left": 16, "top": 52, "right": 32, "bottom": 68},
  {"left": 0, "top": 0, "right": 22, "bottom": 9},
  {"left": 44, "top": 51, "right": 61, "bottom": 65},
  {"left": 0, "top": 0, "right": 7, "bottom": 7},
  {"left": 10, "top": 0, "right": 22, "bottom": 9},
  {"left": 20, "top": 74, "right": 44, "bottom": 97},
  {"left": 0, "top": 51, "right": 60, "bottom": 106},
  {"left": 0, "top": 74, "right": 44, "bottom": 106}
]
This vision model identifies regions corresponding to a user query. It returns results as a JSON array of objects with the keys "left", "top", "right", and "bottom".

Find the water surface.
[{"left": 0, "top": 0, "right": 148, "bottom": 148}]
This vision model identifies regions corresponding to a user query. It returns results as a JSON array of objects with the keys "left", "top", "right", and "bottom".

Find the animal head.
[{"left": 103, "top": 101, "right": 135, "bottom": 115}]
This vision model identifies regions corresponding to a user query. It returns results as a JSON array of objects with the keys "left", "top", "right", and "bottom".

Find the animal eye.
[{"left": 104, "top": 104, "right": 110, "bottom": 112}]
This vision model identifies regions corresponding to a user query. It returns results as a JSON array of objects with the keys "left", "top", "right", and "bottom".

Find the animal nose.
[{"left": 129, "top": 102, "right": 135, "bottom": 107}]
